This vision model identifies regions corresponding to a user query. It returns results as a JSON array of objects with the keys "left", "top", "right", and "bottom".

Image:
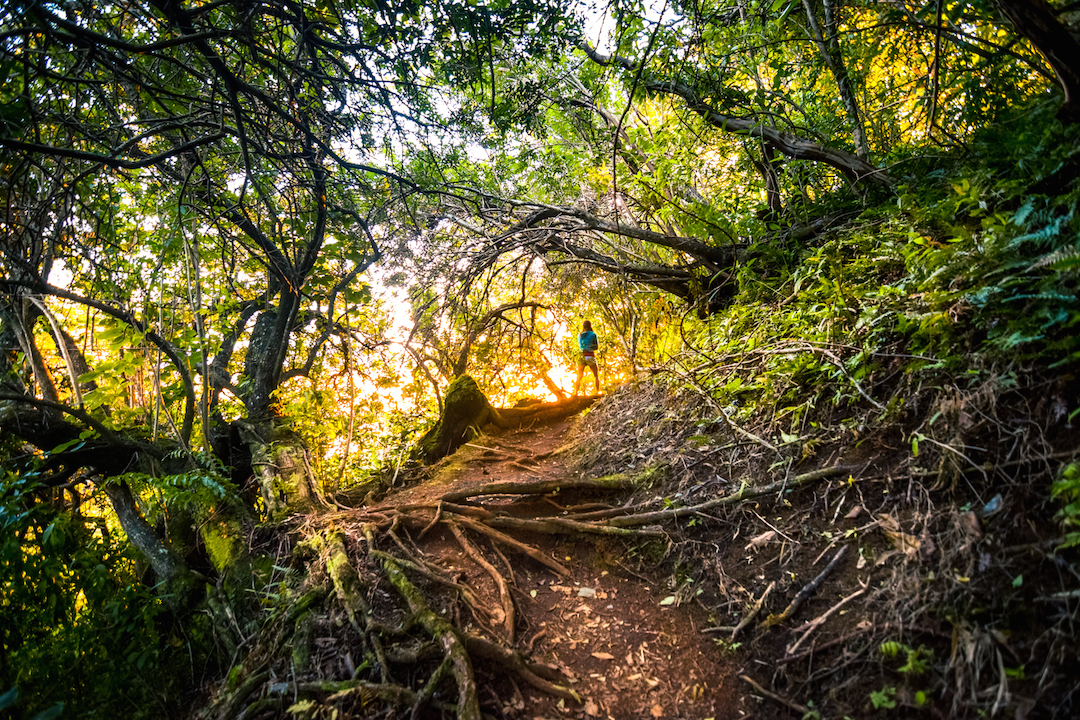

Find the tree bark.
[
  {"left": 414, "top": 376, "right": 600, "bottom": 464},
  {"left": 801, "top": 0, "right": 871, "bottom": 159},
  {"left": 992, "top": 0, "right": 1080, "bottom": 122},
  {"left": 237, "top": 419, "right": 326, "bottom": 519},
  {"left": 104, "top": 481, "right": 198, "bottom": 607},
  {"left": 415, "top": 376, "right": 497, "bottom": 463}
]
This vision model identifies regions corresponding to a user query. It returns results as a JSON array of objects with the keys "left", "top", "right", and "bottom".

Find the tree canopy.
[{"left": 2, "top": 0, "right": 1080, "bottom": 717}]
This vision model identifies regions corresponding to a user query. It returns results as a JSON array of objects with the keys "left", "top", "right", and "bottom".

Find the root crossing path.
[{"left": 290, "top": 417, "right": 747, "bottom": 720}]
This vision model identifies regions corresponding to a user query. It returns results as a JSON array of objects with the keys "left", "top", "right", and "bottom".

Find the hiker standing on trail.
[{"left": 572, "top": 320, "right": 601, "bottom": 397}]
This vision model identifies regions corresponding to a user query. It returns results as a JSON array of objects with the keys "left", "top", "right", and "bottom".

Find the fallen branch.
[
  {"left": 785, "top": 587, "right": 865, "bottom": 656},
  {"left": 761, "top": 545, "right": 849, "bottom": 628},
  {"left": 739, "top": 674, "right": 812, "bottom": 716},
  {"left": 604, "top": 465, "right": 856, "bottom": 528}
]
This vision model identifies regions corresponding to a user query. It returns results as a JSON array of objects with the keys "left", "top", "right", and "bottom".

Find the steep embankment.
[{"left": 566, "top": 378, "right": 1080, "bottom": 720}]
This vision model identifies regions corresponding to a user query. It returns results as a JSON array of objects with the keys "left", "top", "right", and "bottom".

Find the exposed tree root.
[
  {"left": 366, "top": 523, "right": 483, "bottom": 720},
  {"left": 206, "top": 458, "right": 857, "bottom": 719},
  {"left": 464, "top": 635, "right": 581, "bottom": 702},
  {"left": 761, "top": 545, "right": 849, "bottom": 628},
  {"left": 447, "top": 521, "right": 515, "bottom": 642}
]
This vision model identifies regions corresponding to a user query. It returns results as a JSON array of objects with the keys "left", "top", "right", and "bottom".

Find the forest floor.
[
  {"left": 225, "top": 377, "right": 1077, "bottom": 720},
  {"left": 360, "top": 374, "right": 1080, "bottom": 720},
  {"left": 375, "top": 417, "right": 746, "bottom": 720}
]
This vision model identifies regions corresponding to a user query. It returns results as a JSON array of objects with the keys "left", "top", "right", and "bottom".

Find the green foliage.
[
  {"left": 668, "top": 101, "right": 1080, "bottom": 442},
  {"left": 0, "top": 463, "right": 191, "bottom": 719},
  {"left": 0, "top": 688, "right": 63, "bottom": 720},
  {"left": 1051, "top": 462, "right": 1080, "bottom": 550},
  {"left": 880, "top": 641, "right": 934, "bottom": 675},
  {"left": 869, "top": 686, "right": 897, "bottom": 710}
]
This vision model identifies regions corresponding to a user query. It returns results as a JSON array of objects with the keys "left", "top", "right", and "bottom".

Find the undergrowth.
[{"left": 569, "top": 103, "right": 1080, "bottom": 718}]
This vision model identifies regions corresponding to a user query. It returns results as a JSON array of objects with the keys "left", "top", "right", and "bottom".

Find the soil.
[
  {"left": 376, "top": 419, "right": 746, "bottom": 720},
  {"left": 298, "top": 376, "right": 1080, "bottom": 720}
]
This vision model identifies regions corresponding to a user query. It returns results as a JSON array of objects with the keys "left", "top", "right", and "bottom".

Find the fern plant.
[{"left": 1051, "top": 462, "right": 1080, "bottom": 549}]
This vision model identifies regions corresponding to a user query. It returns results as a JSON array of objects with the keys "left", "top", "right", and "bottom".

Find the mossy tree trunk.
[
  {"left": 415, "top": 375, "right": 497, "bottom": 463},
  {"left": 414, "top": 375, "right": 600, "bottom": 464},
  {"left": 237, "top": 419, "right": 327, "bottom": 521}
]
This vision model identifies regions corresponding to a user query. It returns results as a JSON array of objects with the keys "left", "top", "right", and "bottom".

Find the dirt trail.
[{"left": 378, "top": 419, "right": 745, "bottom": 720}]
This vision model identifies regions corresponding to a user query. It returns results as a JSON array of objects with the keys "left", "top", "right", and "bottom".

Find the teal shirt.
[{"left": 579, "top": 330, "right": 598, "bottom": 353}]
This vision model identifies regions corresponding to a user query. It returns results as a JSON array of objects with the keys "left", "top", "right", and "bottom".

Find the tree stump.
[{"left": 415, "top": 376, "right": 496, "bottom": 463}]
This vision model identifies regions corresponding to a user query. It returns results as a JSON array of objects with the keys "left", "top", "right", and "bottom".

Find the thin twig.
[
  {"left": 777, "top": 624, "right": 876, "bottom": 665},
  {"left": 762, "top": 545, "right": 849, "bottom": 627},
  {"left": 785, "top": 588, "right": 865, "bottom": 656},
  {"left": 739, "top": 674, "right": 811, "bottom": 716},
  {"left": 730, "top": 581, "right": 776, "bottom": 639}
]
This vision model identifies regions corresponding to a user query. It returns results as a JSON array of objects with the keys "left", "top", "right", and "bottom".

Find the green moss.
[
  {"left": 202, "top": 517, "right": 245, "bottom": 572},
  {"left": 291, "top": 611, "right": 314, "bottom": 672}
]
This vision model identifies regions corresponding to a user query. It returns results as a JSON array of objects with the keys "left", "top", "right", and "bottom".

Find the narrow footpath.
[{"left": 375, "top": 419, "right": 745, "bottom": 720}]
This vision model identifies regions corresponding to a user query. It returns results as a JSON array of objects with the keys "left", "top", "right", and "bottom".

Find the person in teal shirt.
[{"left": 572, "top": 320, "right": 600, "bottom": 396}]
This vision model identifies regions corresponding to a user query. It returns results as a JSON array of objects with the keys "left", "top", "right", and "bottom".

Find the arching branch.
[
  {"left": 1, "top": 279, "right": 197, "bottom": 444},
  {"left": 453, "top": 302, "right": 548, "bottom": 377},
  {"left": 579, "top": 44, "right": 894, "bottom": 187}
]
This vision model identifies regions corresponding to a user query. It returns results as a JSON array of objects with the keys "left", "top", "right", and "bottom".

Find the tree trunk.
[
  {"left": 993, "top": 0, "right": 1080, "bottom": 122},
  {"left": 104, "top": 481, "right": 199, "bottom": 608},
  {"left": 415, "top": 376, "right": 497, "bottom": 463},
  {"left": 237, "top": 419, "right": 326, "bottom": 520},
  {"left": 801, "top": 0, "right": 871, "bottom": 159},
  {"left": 414, "top": 375, "right": 600, "bottom": 464}
]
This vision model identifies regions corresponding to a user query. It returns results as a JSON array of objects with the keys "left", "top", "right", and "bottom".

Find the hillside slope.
[{"left": 552, "top": 110, "right": 1080, "bottom": 718}]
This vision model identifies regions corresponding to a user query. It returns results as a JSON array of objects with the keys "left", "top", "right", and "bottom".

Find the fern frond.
[
  {"left": 1031, "top": 244, "right": 1080, "bottom": 272},
  {"left": 1008, "top": 212, "right": 1072, "bottom": 249}
]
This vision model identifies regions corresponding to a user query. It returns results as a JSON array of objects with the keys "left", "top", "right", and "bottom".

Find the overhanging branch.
[{"left": 579, "top": 43, "right": 894, "bottom": 187}]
